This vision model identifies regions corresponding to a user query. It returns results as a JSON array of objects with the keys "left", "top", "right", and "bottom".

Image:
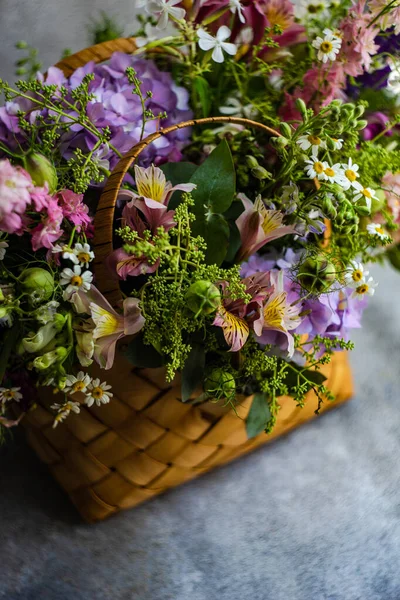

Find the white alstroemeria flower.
[
  {"left": 344, "top": 260, "right": 369, "bottom": 288},
  {"left": 331, "top": 137, "right": 343, "bottom": 150},
  {"left": 304, "top": 156, "right": 328, "bottom": 180},
  {"left": 366, "top": 222, "right": 390, "bottom": 240},
  {"left": 341, "top": 158, "right": 361, "bottom": 190},
  {"left": 229, "top": 0, "right": 246, "bottom": 23},
  {"left": 351, "top": 276, "right": 378, "bottom": 300},
  {"left": 296, "top": 133, "right": 326, "bottom": 156},
  {"left": 64, "top": 371, "right": 92, "bottom": 395},
  {"left": 352, "top": 186, "right": 378, "bottom": 211},
  {"left": 73, "top": 243, "right": 95, "bottom": 268},
  {"left": 321, "top": 163, "right": 346, "bottom": 185},
  {"left": 0, "top": 387, "right": 22, "bottom": 403},
  {"left": 0, "top": 240, "right": 8, "bottom": 261},
  {"left": 147, "top": 0, "right": 186, "bottom": 29},
  {"left": 60, "top": 265, "right": 93, "bottom": 299},
  {"left": 312, "top": 28, "right": 342, "bottom": 63},
  {"left": 198, "top": 26, "right": 237, "bottom": 63},
  {"left": 85, "top": 379, "right": 113, "bottom": 407}
]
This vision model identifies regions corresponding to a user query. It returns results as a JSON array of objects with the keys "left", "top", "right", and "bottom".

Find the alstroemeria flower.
[
  {"left": 256, "top": 270, "right": 303, "bottom": 357},
  {"left": 235, "top": 194, "right": 297, "bottom": 262},
  {"left": 213, "top": 272, "right": 271, "bottom": 352},
  {"left": 130, "top": 164, "right": 196, "bottom": 213},
  {"left": 72, "top": 285, "right": 145, "bottom": 369}
]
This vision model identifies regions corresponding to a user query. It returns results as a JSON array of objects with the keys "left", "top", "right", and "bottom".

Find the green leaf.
[
  {"left": 0, "top": 324, "right": 20, "bottom": 385},
  {"left": 224, "top": 220, "right": 241, "bottom": 264},
  {"left": 160, "top": 161, "right": 198, "bottom": 210},
  {"left": 193, "top": 76, "right": 211, "bottom": 117},
  {"left": 190, "top": 139, "right": 236, "bottom": 214},
  {"left": 197, "top": 212, "right": 230, "bottom": 265},
  {"left": 303, "top": 369, "right": 327, "bottom": 386},
  {"left": 246, "top": 393, "right": 271, "bottom": 439},
  {"left": 125, "top": 333, "right": 164, "bottom": 368},
  {"left": 181, "top": 343, "right": 206, "bottom": 402}
]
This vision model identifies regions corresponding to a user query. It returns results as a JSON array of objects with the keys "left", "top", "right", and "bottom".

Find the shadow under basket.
[
  {"left": 21, "top": 349, "right": 353, "bottom": 523},
  {"left": 18, "top": 38, "right": 354, "bottom": 522}
]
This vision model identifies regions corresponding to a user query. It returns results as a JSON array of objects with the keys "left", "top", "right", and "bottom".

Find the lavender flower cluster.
[{"left": 0, "top": 52, "right": 193, "bottom": 172}]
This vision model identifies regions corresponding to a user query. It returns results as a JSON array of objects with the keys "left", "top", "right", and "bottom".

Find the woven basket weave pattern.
[{"left": 17, "top": 39, "right": 354, "bottom": 522}]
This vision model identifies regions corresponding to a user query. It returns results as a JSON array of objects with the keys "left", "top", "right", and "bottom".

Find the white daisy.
[
  {"left": 352, "top": 187, "right": 378, "bottom": 211},
  {"left": 293, "top": 0, "right": 331, "bottom": 21},
  {"left": 73, "top": 243, "right": 95, "bottom": 268},
  {"left": 344, "top": 260, "right": 369, "bottom": 288},
  {"left": 0, "top": 240, "right": 8, "bottom": 261},
  {"left": 198, "top": 26, "right": 237, "bottom": 63},
  {"left": 312, "top": 28, "right": 342, "bottom": 63},
  {"left": 52, "top": 411, "right": 69, "bottom": 428},
  {"left": 229, "top": 0, "right": 246, "bottom": 23},
  {"left": 85, "top": 379, "right": 113, "bottom": 407},
  {"left": 366, "top": 222, "right": 390, "bottom": 240},
  {"left": 331, "top": 137, "right": 343, "bottom": 150},
  {"left": 304, "top": 156, "right": 328, "bottom": 180},
  {"left": 147, "top": 0, "right": 186, "bottom": 29},
  {"left": 351, "top": 276, "right": 378, "bottom": 300},
  {"left": 64, "top": 371, "right": 92, "bottom": 395},
  {"left": 321, "top": 163, "right": 346, "bottom": 185},
  {"left": 297, "top": 133, "right": 326, "bottom": 156},
  {"left": 52, "top": 244, "right": 79, "bottom": 264},
  {"left": 0, "top": 387, "right": 22, "bottom": 403},
  {"left": 60, "top": 265, "right": 93, "bottom": 299},
  {"left": 341, "top": 158, "right": 361, "bottom": 190}
]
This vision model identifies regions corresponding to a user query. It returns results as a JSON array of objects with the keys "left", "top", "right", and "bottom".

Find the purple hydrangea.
[
  {"left": 241, "top": 249, "right": 367, "bottom": 354},
  {"left": 0, "top": 52, "right": 193, "bottom": 172}
]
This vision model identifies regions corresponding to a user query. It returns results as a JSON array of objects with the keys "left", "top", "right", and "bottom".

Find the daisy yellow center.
[
  {"left": 4, "top": 390, "right": 15, "bottom": 399},
  {"left": 352, "top": 270, "right": 363, "bottom": 282},
  {"left": 314, "top": 162, "right": 324, "bottom": 174},
  {"left": 73, "top": 381, "right": 86, "bottom": 392},
  {"left": 308, "top": 135, "right": 321, "bottom": 145},
  {"left": 356, "top": 283, "right": 369, "bottom": 295},
  {"left": 92, "top": 387, "right": 103, "bottom": 399},
  {"left": 71, "top": 275, "right": 83, "bottom": 287},
  {"left": 345, "top": 169, "right": 357, "bottom": 182},
  {"left": 320, "top": 41, "right": 333, "bottom": 53},
  {"left": 324, "top": 167, "right": 335, "bottom": 177},
  {"left": 375, "top": 226, "right": 385, "bottom": 235},
  {"left": 264, "top": 293, "right": 287, "bottom": 330},
  {"left": 362, "top": 188, "right": 372, "bottom": 198},
  {"left": 78, "top": 252, "right": 90, "bottom": 263}
]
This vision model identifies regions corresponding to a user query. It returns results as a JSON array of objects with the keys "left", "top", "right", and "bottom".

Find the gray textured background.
[{"left": 1, "top": 3, "right": 400, "bottom": 599}]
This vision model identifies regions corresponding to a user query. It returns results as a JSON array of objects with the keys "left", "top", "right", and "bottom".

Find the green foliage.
[
  {"left": 88, "top": 12, "right": 123, "bottom": 45},
  {"left": 246, "top": 393, "right": 271, "bottom": 438}
]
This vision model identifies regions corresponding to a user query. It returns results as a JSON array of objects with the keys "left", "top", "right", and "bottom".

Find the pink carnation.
[
  {"left": 0, "top": 159, "right": 32, "bottom": 234},
  {"left": 55, "top": 189, "right": 92, "bottom": 232},
  {"left": 31, "top": 198, "right": 64, "bottom": 251}
]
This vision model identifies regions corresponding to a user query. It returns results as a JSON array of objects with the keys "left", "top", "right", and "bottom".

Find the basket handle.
[
  {"left": 93, "top": 117, "right": 281, "bottom": 306},
  {"left": 54, "top": 37, "right": 138, "bottom": 76}
]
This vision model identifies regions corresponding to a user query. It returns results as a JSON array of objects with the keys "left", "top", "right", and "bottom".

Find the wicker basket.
[{"left": 19, "top": 39, "right": 353, "bottom": 522}]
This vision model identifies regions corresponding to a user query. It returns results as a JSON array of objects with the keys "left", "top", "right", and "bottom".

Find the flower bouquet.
[{"left": 0, "top": 0, "right": 399, "bottom": 520}]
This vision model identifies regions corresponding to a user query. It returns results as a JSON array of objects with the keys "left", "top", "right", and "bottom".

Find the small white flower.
[
  {"left": 52, "top": 411, "right": 69, "bottom": 428},
  {"left": 341, "top": 158, "right": 361, "bottom": 190},
  {"left": 50, "top": 401, "right": 80, "bottom": 428},
  {"left": 312, "top": 28, "right": 342, "bottom": 63},
  {"left": 0, "top": 387, "right": 22, "bottom": 403},
  {"left": 293, "top": 0, "right": 331, "bottom": 20},
  {"left": 366, "top": 222, "right": 390, "bottom": 240},
  {"left": 297, "top": 133, "right": 326, "bottom": 156},
  {"left": 64, "top": 371, "right": 92, "bottom": 395},
  {"left": 331, "top": 137, "right": 343, "bottom": 150},
  {"left": 73, "top": 243, "right": 95, "bottom": 268},
  {"left": 387, "top": 61, "right": 400, "bottom": 96},
  {"left": 92, "top": 144, "right": 110, "bottom": 172},
  {"left": 0, "top": 240, "right": 8, "bottom": 261},
  {"left": 52, "top": 244, "right": 79, "bottom": 264},
  {"left": 136, "top": 22, "right": 161, "bottom": 48},
  {"left": 229, "top": 0, "right": 246, "bottom": 23},
  {"left": 198, "top": 26, "right": 237, "bottom": 63},
  {"left": 352, "top": 187, "right": 378, "bottom": 211},
  {"left": 147, "top": 0, "right": 186, "bottom": 29},
  {"left": 351, "top": 276, "right": 378, "bottom": 300},
  {"left": 321, "top": 163, "right": 346, "bottom": 185},
  {"left": 344, "top": 260, "right": 369, "bottom": 288},
  {"left": 304, "top": 156, "right": 328, "bottom": 180},
  {"left": 85, "top": 378, "right": 113, "bottom": 407},
  {"left": 60, "top": 265, "right": 93, "bottom": 299}
]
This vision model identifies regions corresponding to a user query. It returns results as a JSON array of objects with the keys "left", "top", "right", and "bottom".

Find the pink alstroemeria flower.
[
  {"left": 72, "top": 284, "right": 145, "bottom": 370},
  {"left": 235, "top": 194, "right": 297, "bottom": 262},
  {"left": 213, "top": 272, "right": 271, "bottom": 352}
]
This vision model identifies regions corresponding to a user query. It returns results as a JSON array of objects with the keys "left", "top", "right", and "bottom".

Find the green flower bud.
[
  {"left": 355, "top": 119, "right": 368, "bottom": 130},
  {"left": 325, "top": 137, "right": 336, "bottom": 151},
  {"left": 322, "top": 197, "right": 337, "bottom": 219},
  {"left": 15, "top": 40, "right": 28, "bottom": 49},
  {"left": 19, "top": 267, "right": 54, "bottom": 302},
  {"left": 185, "top": 281, "right": 221, "bottom": 318},
  {"left": 355, "top": 205, "right": 372, "bottom": 217},
  {"left": 279, "top": 122, "right": 292, "bottom": 138},
  {"left": 0, "top": 306, "right": 8, "bottom": 319},
  {"left": 251, "top": 165, "right": 273, "bottom": 180},
  {"left": 33, "top": 347, "right": 68, "bottom": 371},
  {"left": 298, "top": 256, "right": 337, "bottom": 293},
  {"left": 245, "top": 155, "right": 259, "bottom": 169},
  {"left": 204, "top": 368, "right": 236, "bottom": 401},
  {"left": 354, "top": 105, "right": 365, "bottom": 118},
  {"left": 23, "top": 153, "right": 58, "bottom": 193},
  {"left": 295, "top": 98, "right": 308, "bottom": 118}
]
